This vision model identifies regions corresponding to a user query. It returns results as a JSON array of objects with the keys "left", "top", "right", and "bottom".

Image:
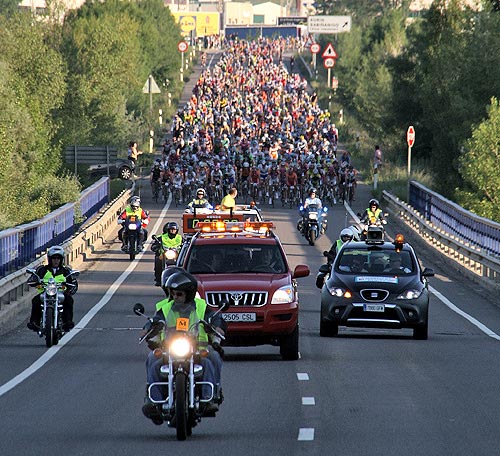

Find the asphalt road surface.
[{"left": 1, "top": 181, "right": 500, "bottom": 456}]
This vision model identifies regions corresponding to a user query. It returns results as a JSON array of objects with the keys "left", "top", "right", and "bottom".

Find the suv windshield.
[
  {"left": 336, "top": 248, "right": 415, "bottom": 275},
  {"left": 186, "top": 244, "right": 287, "bottom": 274}
]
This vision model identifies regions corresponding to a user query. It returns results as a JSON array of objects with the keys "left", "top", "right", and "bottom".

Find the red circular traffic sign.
[
  {"left": 177, "top": 41, "right": 189, "bottom": 53},
  {"left": 323, "top": 57, "right": 336, "bottom": 69},
  {"left": 407, "top": 125, "right": 415, "bottom": 147},
  {"left": 310, "top": 43, "right": 320, "bottom": 54}
]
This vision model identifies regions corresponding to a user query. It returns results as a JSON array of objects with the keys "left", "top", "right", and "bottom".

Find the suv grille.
[
  {"left": 360, "top": 289, "right": 389, "bottom": 302},
  {"left": 206, "top": 291, "right": 268, "bottom": 307}
]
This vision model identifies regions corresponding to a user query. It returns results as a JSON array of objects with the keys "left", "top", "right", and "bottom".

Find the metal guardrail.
[
  {"left": 383, "top": 190, "right": 500, "bottom": 291},
  {"left": 0, "top": 178, "right": 110, "bottom": 279},
  {"left": 0, "top": 184, "right": 134, "bottom": 332},
  {"left": 409, "top": 180, "right": 500, "bottom": 257}
]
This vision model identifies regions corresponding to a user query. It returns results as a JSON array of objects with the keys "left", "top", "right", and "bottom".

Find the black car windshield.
[
  {"left": 336, "top": 248, "right": 415, "bottom": 275},
  {"left": 186, "top": 244, "right": 287, "bottom": 274}
]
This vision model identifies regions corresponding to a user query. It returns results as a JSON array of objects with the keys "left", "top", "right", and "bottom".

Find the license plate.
[
  {"left": 221, "top": 313, "right": 256, "bottom": 322},
  {"left": 364, "top": 304, "right": 385, "bottom": 312}
]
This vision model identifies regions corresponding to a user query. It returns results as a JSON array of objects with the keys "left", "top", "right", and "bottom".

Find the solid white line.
[
  {"left": 302, "top": 397, "right": 315, "bottom": 406},
  {"left": 430, "top": 285, "right": 500, "bottom": 341},
  {"left": 298, "top": 428, "right": 315, "bottom": 441},
  {"left": 0, "top": 197, "right": 171, "bottom": 398},
  {"left": 297, "top": 373, "right": 310, "bottom": 381}
]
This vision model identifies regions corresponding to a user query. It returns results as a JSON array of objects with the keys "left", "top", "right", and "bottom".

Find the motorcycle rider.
[
  {"left": 151, "top": 222, "right": 183, "bottom": 286},
  {"left": 360, "top": 198, "right": 387, "bottom": 226},
  {"left": 117, "top": 196, "right": 150, "bottom": 252},
  {"left": 141, "top": 269, "right": 226, "bottom": 424},
  {"left": 299, "top": 188, "right": 327, "bottom": 235},
  {"left": 324, "top": 227, "right": 356, "bottom": 265},
  {"left": 27, "top": 246, "right": 78, "bottom": 332},
  {"left": 185, "top": 188, "right": 212, "bottom": 212}
]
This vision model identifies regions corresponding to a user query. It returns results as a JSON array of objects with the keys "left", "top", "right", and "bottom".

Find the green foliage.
[{"left": 456, "top": 97, "right": 500, "bottom": 220}]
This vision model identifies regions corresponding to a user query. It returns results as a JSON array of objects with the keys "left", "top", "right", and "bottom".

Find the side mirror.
[
  {"left": 133, "top": 303, "right": 145, "bottom": 316},
  {"left": 152, "top": 234, "right": 158, "bottom": 241},
  {"left": 292, "top": 264, "right": 310, "bottom": 279},
  {"left": 422, "top": 267, "right": 434, "bottom": 278},
  {"left": 318, "top": 264, "right": 331, "bottom": 274}
]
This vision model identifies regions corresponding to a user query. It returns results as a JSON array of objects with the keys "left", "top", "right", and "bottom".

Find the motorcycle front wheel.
[
  {"left": 129, "top": 236, "right": 136, "bottom": 261},
  {"left": 175, "top": 373, "right": 189, "bottom": 441},
  {"left": 308, "top": 228, "right": 316, "bottom": 246},
  {"left": 44, "top": 307, "right": 56, "bottom": 348}
]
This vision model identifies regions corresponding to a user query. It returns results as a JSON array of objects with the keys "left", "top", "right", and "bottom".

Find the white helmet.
[
  {"left": 130, "top": 196, "right": 141, "bottom": 210},
  {"left": 47, "top": 245, "right": 65, "bottom": 263},
  {"left": 340, "top": 228, "right": 354, "bottom": 243}
]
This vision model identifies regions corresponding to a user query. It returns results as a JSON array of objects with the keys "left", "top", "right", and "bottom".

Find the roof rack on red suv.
[{"left": 177, "top": 220, "right": 310, "bottom": 360}]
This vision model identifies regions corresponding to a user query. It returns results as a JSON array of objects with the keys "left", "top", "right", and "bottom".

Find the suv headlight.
[
  {"left": 397, "top": 289, "right": 422, "bottom": 300},
  {"left": 325, "top": 283, "right": 351, "bottom": 298},
  {"left": 271, "top": 285, "right": 294, "bottom": 304}
]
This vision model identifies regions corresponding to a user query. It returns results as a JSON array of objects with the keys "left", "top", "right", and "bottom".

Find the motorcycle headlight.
[
  {"left": 46, "top": 284, "right": 58, "bottom": 296},
  {"left": 397, "top": 289, "right": 422, "bottom": 300},
  {"left": 271, "top": 285, "right": 294, "bottom": 304},
  {"left": 165, "top": 250, "right": 178, "bottom": 260},
  {"left": 169, "top": 336, "right": 191, "bottom": 357},
  {"left": 309, "top": 213, "right": 318, "bottom": 220}
]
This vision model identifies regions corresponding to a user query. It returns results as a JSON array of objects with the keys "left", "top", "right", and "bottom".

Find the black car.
[
  {"left": 317, "top": 229, "right": 434, "bottom": 339},
  {"left": 88, "top": 159, "right": 134, "bottom": 180}
]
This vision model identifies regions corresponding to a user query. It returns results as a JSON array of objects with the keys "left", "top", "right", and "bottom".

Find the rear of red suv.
[{"left": 178, "top": 223, "right": 310, "bottom": 360}]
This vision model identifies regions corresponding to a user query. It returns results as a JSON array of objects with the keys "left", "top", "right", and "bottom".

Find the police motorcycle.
[
  {"left": 358, "top": 213, "right": 388, "bottom": 241},
  {"left": 151, "top": 235, "right": 180, "bottom": 268},
  {"left": 133, "top": 301, "right": 228, "bottom": 441},
  {"left": 26, "top": 268, "right": 80, "bottom": 347},
  {"left": 121, "top": 214, "right": 146, "bottom": 261},
  {"left": 297, "top": 204, "right": 329, "bottom": 246}
]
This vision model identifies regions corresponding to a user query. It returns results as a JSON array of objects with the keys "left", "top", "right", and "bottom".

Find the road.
[{"left": 1, "top": 181, "right": 500, "bottom": 456}]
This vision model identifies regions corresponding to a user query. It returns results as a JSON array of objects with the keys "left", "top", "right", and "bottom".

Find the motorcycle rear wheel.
[
  {"left": 175, "top": 373, "right": 189, "bottom": 441},
  {"left": 44, "top": 307, "right": 56, "bottom": 348}
]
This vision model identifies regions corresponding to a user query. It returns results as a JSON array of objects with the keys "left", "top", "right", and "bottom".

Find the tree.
[{"left": 457, "top": 98, "right": 500, "bottom": 220}]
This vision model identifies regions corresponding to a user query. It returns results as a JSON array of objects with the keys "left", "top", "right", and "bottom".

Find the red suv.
[{"left": 177, "top": 221, "right": 310, "bottom": 360}]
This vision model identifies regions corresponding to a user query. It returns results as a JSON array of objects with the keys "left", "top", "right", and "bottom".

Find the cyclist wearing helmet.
[
  {"left": 27, "top": 246, "right": 78, "bottom": 332},
  {"left": 141, "top": 269, "right": 227, "bottom": 423},
  {"left": 151, "top": 222, "right": 183, "bottom": 286},
  {"left": 186, "top": 188, "right": 211, "bottom": 212},
  {"left": 118, "top": 196, "right": 150, "bottom": 251},
  {"left": 360, "top": 198, "right": 386, "bottom": 226}
]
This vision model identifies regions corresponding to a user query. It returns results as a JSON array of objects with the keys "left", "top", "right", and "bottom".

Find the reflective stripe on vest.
[{"left": 156, "top": 298, "right": 209, "bottom": 347}]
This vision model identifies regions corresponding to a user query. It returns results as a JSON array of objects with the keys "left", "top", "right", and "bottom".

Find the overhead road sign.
[{"left": 307, "top": 15, "right": 352, "bottom": 34}]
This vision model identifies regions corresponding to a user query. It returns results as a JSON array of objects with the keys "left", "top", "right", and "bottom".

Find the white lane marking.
[
  {"left": 297, "top": 373, "right": 309, "bottom": 381},
  {"left": 298, "top": 428, "right": 315, "bottom": 441},
  {"left": 0, "top": 197, "right": 172, "bottom": 398},
  {"left": 430, "top": 286, "right": 500, "bottom": 341},
  {"left": 302, "top": 397, "right": 315, "bottom": 406}
]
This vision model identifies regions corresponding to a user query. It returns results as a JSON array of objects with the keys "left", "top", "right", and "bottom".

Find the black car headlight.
[
  {"left": 326, "top": 283, "right": 351, "bottom": 298},
  {"left": 397, "top": 289, "right": 422, "bottom": 300}
]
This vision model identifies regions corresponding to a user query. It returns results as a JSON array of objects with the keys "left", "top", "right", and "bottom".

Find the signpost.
[
  {"left": 407, "top": 125, "right": 415, "bottom": 176},
  {"left": 178, "top": 40, "right": 188, "bottom": 81},
  {"left": 310, "top": 42, "right": 320, "bottom": 71},
  {"left": 307, "top": 15, "right": 352, "bottom": 34}
]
